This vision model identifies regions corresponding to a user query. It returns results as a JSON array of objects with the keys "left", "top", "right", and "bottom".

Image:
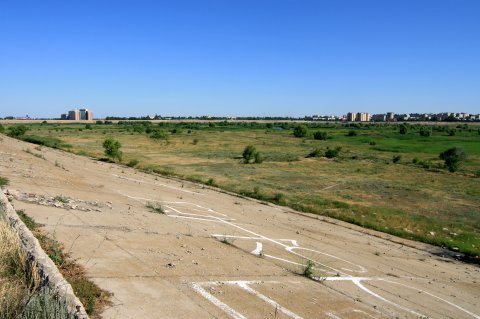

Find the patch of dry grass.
[{"left": 0, "top": 217, "right": 41, "bottom": 318}]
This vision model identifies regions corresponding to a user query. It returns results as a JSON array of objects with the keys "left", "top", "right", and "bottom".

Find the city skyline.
[{"left": 1, "top": 1, "right": 479, "bottom": 118}]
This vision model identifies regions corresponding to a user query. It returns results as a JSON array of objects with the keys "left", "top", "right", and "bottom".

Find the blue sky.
[{"left": 1, "top": 0, "right": 479, "bottom": 118}]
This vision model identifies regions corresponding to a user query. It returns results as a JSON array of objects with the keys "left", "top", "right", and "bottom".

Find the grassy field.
[{"left": 3, "top": 121, "right": 480, "bottom": 259}]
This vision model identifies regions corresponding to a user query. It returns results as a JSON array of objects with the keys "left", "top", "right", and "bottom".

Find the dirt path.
[{"left": 1, "top": 135, "right": 479, "bottom": 319}]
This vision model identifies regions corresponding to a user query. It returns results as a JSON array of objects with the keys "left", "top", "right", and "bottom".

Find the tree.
[
  {"left": 399, "top": 124, "right": 408, "bottom": 135},
  {"left": 103, "top": 138, "right": 123, "bottom": 161},
  {"left": 439, "top": 147, "right": 467, "bottom": 172},
  {"left": 242, "top": 145, "right": 256, "bottom": 163},
  {"left": 293, "top": 125, "right": 308, "bottom": 138},
  {"left": 313, "top": 131, "right": 327, "bottom": 140}
]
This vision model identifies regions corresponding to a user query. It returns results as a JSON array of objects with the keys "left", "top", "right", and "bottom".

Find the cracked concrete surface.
[{"left": 1, "top": 135, "right": 479, "bottom": 319}]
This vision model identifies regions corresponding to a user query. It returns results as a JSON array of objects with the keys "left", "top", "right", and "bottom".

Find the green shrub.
[
  {"left": 102, "top": 138, "right": 122, "bottom": 162},
  {"left": 150, "top": 130, "right": 168, "bottom": 139},
  {"left": 7, "top": 125, "right": 29, "bottom": 137},
  {"left": 306, "top": 148, "right": 322, "bottom": 158},
  {"left": 325, "top": 147, "right": 341, "bottom": 158},
  {"left": 419, "top": 126, "right": 431, "bottom": 137},
  {"left": 439, "top": 147, "right": 467, "bottom": 172},
  {"left": 242, "top": 145, "right": 257, "bottom": 163},
  {"left": 347, "top": 130, "right": 357, "bottom": 136},
  {"left": 254, "top": 152, "right": 264, "bottom": 164},
  {"left": 392, "top": 155, "right": 401, "bottom": 163},
  {"left": 293, "top": 125, "right": 308, "bottom": 138},
  {"left": 313, "top": 131, "right": 327, "bottom": 140}
]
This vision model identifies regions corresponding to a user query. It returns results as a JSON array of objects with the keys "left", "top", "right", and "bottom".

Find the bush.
[
  {"left": 85, "top": 124, "right": 92, "bottom": 130},
  {"left": 150, "top": 130, "right": 168, "bottom": 139},
  {"left": 7, "top": 125, "right": 29, "bottom": 137},
  {"left": 192, "top": 138, "right": 199, "bottom": 145},
  {"left": 392, "top": 155, "right": 401, "bottom": 163},
  {"left": 306, "top": 148, "right": 322, "bottom": 158},
  {"left": 313, "top": 131, "right": 327, "bottom": 140},
  {"left": 102, "top": 138, "right": 122, "bottom": 162},
  {"left": 293, "top": 125, "right": 308, "bottom": 138},
  {"left": 419, "top": 126, "right": 431, "bottom": 137},
  {"left": 254, "top": 152, "right": 264, "bottom": 164},
  {"left": 399, "top": 124, "right": 408, "bottom": 135},
  {"left": 439, "top": 147, "right": 467, "bottom": 172},
  {"left": 325, "top": 147, "right": 340, "bottom": 158},
  {"left": 0, "top": 124, "right": 4, "bottom": 133},
  {"left": 346, "top": 130, "right": 357, "bottom": 136},
  {"left": 242, "top": 145, "right": 257, "bottom": 164}
]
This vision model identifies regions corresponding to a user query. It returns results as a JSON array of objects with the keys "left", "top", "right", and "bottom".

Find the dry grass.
[{"left": 0, "top": 217, "right": 41, "bottom": 318}]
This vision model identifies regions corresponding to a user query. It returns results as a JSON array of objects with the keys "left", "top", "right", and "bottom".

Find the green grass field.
[{"left": 3, "top": 121, "right": 480, "bottom": 259}]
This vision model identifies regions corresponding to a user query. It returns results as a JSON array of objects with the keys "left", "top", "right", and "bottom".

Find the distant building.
[
  {"left": 346, "top": 112, "right": 356, "bottom": 122},
  {"left": 386, "top": 112, "right": 395, "bottom": 122},
  {"left": 356, "top": 112, "right": 371, "bottom": 122},
  {"left": 371, "top": 114, "right": 386, "bottom": 122},
  {"left": 63, "top": 108, "right": 93, "bottom": 121}
]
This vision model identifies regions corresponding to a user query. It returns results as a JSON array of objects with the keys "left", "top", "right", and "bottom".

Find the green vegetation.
[
  {"left": 102, "top": 138, "right": 123, "bottom": 161},
  {"left": 313, "top": 131, "right": 327, "bottom": 140},
  {"left": 293, "top": 124, "right": 308, "bottom": 137},
  {"left": 7, "top": 125, "right": 29, "bottom": 137},
  {"left": 242, "top": 145, "right": 257, "bottom": 164},
  {"left": 4, "top": 121, "right": 480, "bottom": 260},
  {"left": 0, "top": 176, "right": 8, "bottom": 188},
  {"left": 146, "top": 202, "right": 165, "bottom": 214},
  {"left": 302, "top": 260, "right": 315, "bottom": 279},
  {"left": 440, "top": 147, "right": 467, "bottom": 172}
]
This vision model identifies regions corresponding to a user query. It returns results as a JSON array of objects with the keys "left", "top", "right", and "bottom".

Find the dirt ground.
[{"left": 1, "top": 135, "right": 479, "bottom": 319}]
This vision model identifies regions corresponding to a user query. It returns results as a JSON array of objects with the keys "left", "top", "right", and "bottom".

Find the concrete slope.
[{"left": 1, "top": 135, "right": 479, "bottom": 319}]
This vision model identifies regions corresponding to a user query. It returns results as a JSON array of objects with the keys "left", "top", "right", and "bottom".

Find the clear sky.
[{"left": 1, "top": 0, "right": 479, "bottom": 118}]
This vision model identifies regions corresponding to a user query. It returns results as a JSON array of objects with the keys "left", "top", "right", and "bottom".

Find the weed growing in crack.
[
  {"left": 302, "top": 260, "right": 315, "bottom": 279},
  {"left": 146, "top": 202, "right": 165, "bottom": 214}
]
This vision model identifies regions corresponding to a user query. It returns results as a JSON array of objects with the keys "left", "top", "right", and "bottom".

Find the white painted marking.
[
  {"left": 236, "top": 281, "right": 303, "bottom": 319},
  {"left": 113, "top": 174, "right": 201, "bottom": 195},
  {"left": 352, "top": 278, "right": 425, "bottom": 317},
  {"left": 325, "top": 312, "right": 342, "bottom": 319},
  {"left": 382, "top": 279, "right": 480, "bottom": 319},
  {"left": 168, "top": 215, "right": 228, "bottom": 223},
  {"left": 251, "top": 242, "right": 263, "bottom": 255},
  {"left": 190, "top": 283, "right": 247, "bottom": 319}
]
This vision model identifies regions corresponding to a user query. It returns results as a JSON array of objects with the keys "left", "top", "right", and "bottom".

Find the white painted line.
[
  {"left": 236, "top": 281, "right": 304, "bottom": 319},
  {"left": 168, "top": 215, "right": 228, "bottom": 223},
  {"left": 325, "top": 312, "right": 342, "bottom": 319},
  {"left": 352, "top": 278, "right": 425, "bottom": 318},
  {"left": 113, "top": 174, "right": 201, "bottom": 195},
  {"left": 381, "top": 279, "right": 480, "bottom": 319},
  {"left": 190, "top": 283, "right": 247, "bottom": 319}
]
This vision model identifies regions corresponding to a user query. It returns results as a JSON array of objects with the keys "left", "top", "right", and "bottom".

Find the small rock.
[{"left": 166, "top": 262, "right": 176, "bottom": 268}]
